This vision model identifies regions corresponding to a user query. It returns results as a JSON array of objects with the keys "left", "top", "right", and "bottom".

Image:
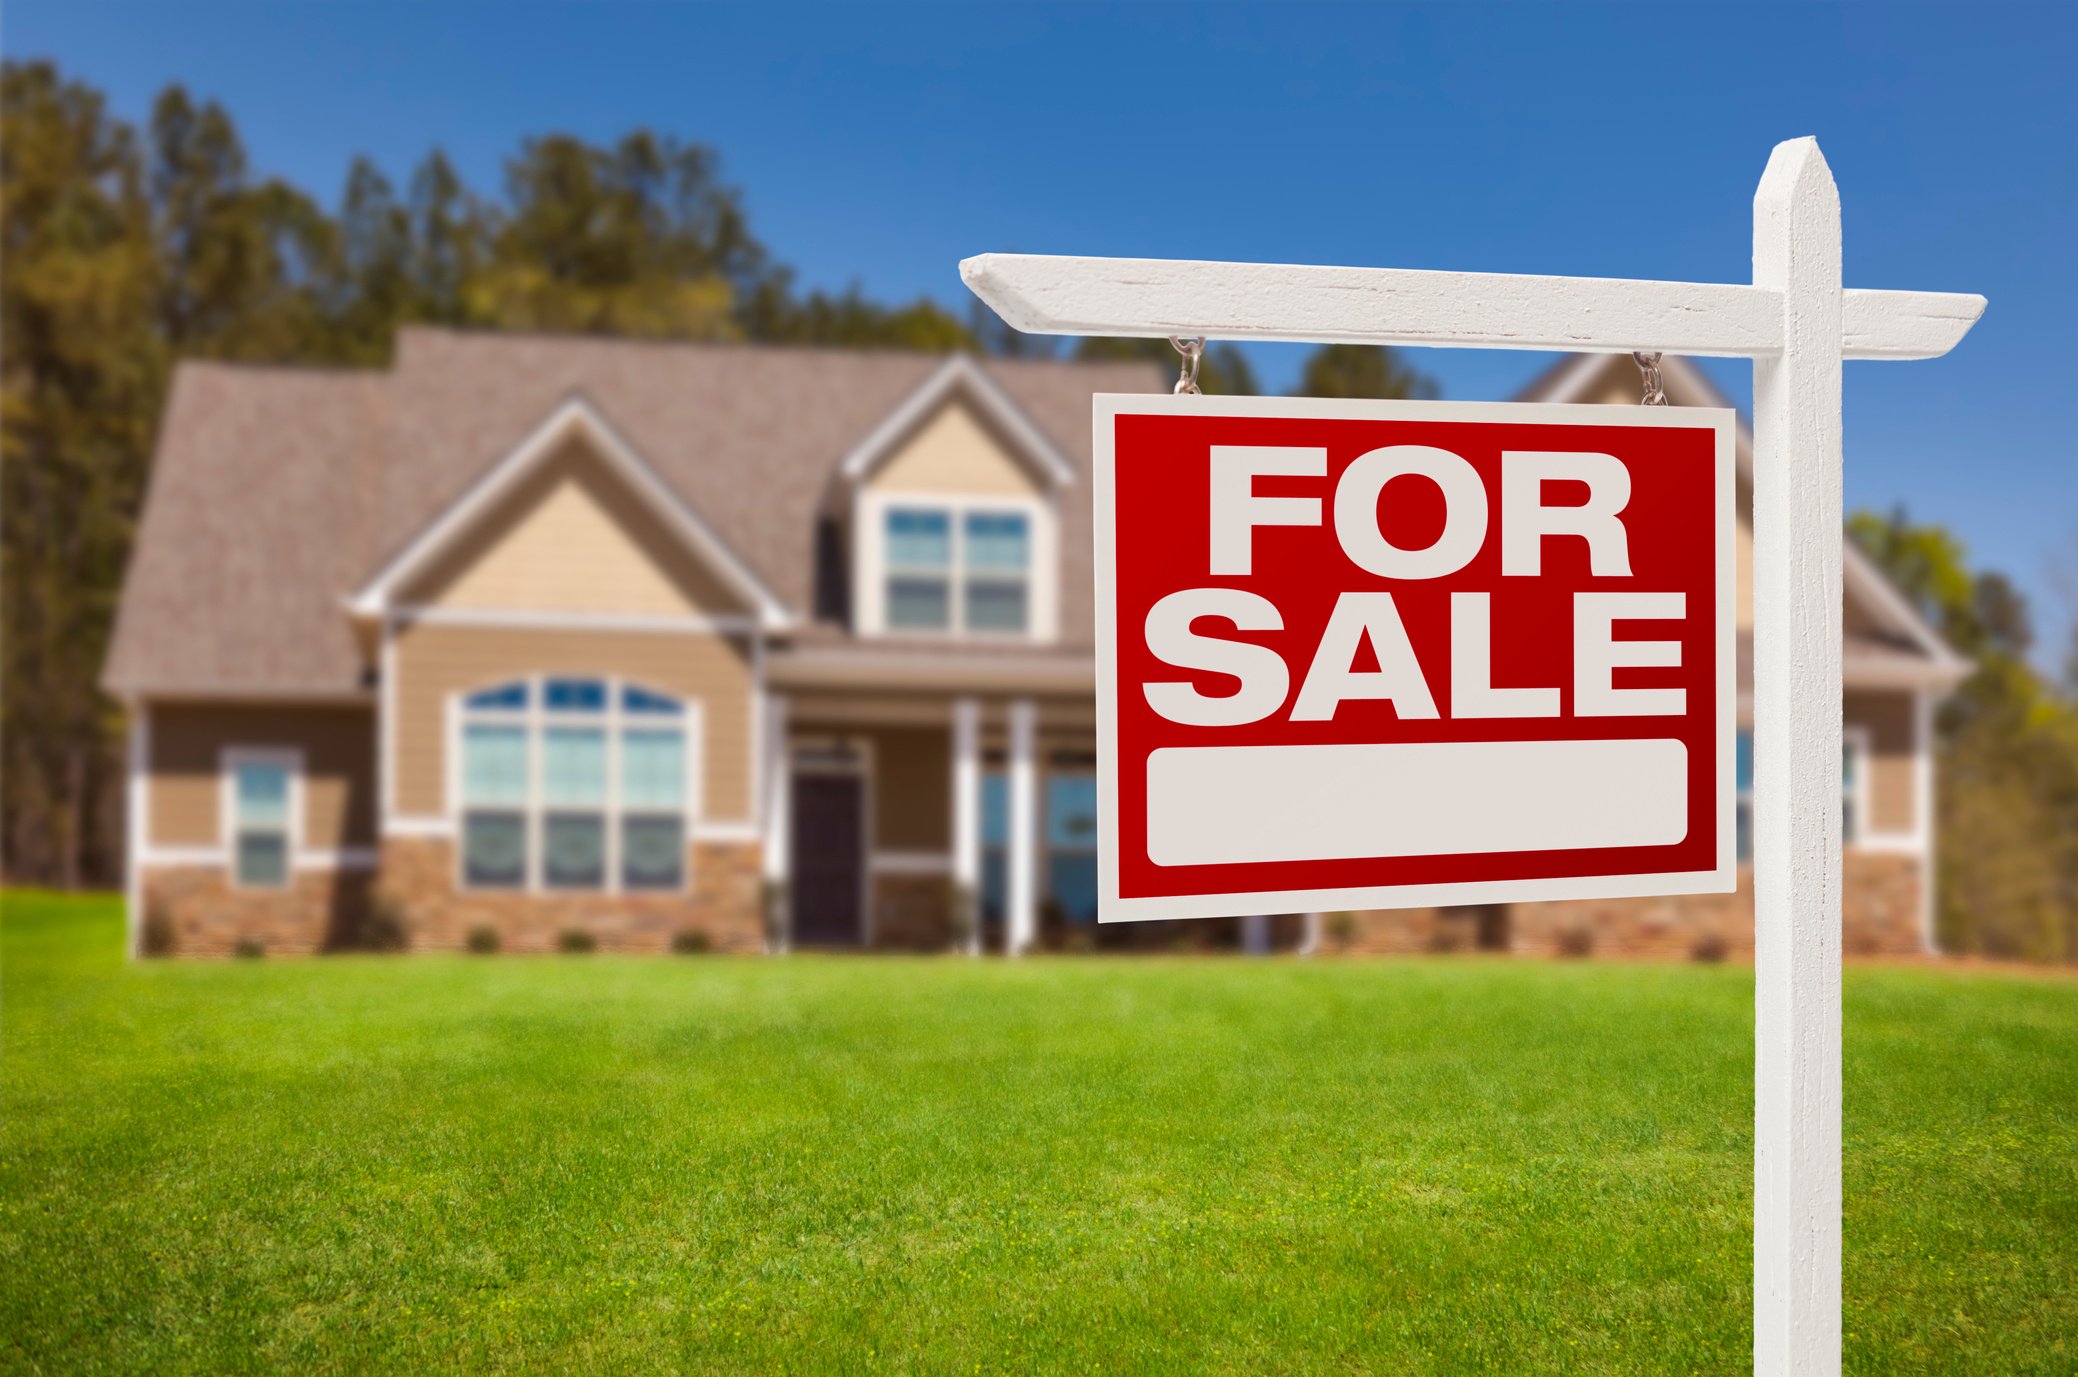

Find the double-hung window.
[
  {"left": 458, "top": 677, "right": 692, "bottom": 892},
  {"left": 228, "top": 753, "right": 295, "bottom": 888},
  {"left": 881, "top": 504, "right": 1032, "bottom": 635}
]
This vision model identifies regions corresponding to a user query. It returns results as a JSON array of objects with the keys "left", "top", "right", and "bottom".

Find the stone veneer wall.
[
  {"left": 376, "top": 836, "right": 763, "bottom": 953},
  {"left": 1330, "top": 851, "right": 1926, "bottom": 959},
  {"left": 142, "top": 865, "right": 373, "bottom": 956}
]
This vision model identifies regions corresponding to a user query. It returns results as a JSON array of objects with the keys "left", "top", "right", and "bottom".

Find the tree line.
[{"left": 0, "top": 59, "right": 1433, "bottom": 891}]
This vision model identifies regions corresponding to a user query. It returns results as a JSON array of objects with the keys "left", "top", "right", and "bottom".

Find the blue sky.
[{"left": 13, "top": 2, "right": 2076, "bottom": 649}]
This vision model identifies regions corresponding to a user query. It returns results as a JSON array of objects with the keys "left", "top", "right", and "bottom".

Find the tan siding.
[
  {"left": 149, "top": 703, "right": 375, "bottom": 848},
  {"left": 1846, "top": 689, "right": 1916, "bottom": 835},
  {"left": 391, "top": 622, "right": 755, "bottom": 821},
  {"left": 867, "top": 399, "right": 1044, "bottom": 497},
  {"left": 401, "top": 438, "right": 750, "bottom": 617},
  {"left": 870, "top": 726, "right": 951, "bottom": 851}
]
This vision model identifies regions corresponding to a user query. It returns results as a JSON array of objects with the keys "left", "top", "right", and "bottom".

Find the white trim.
[
  {"left": 853, "top": 488, "right": 1059, "bottom": 643},
  {"left": 138, "top": 845, "right": 231, "bottom": 867},
  {"left": 837, "top": 354, "right": 1075, "bottom": 490},
  {"left": 1006, "top": 699, "right": 1037, "bottom": 954},
  {"left": 870, "top": 850, "right": 954, "bottom": 876},
  {"left": 1091, "top": 393, "right": 1740, "bottom": 922},
  {"left": 391, "top": 605, "right": 760, "bottom": 635},
  {"left": 348, "top": 395, "right": 794, "bottom": 631},
  {"left": 1840, "top": 655, "right": 1971, "bottom": 690},
  {"left": 126, "top": 702, "right": 149, "bottom": 958},
  {"left": 1914, "top": 688, "right": 1939, "bottom": 954},
  {"left": 220, "top": 747, "right": 304, "bottom": 891},
  {"left": 769, "top": 647, "right": 1093, "bottom": 693},
  {"left": 297, "top": 848, "right": 379, "bottom": 871},
  {"left": 694, "top": 819, "right": 763, "bottom": 845},
  {"left": 384, "top": 815, "right": 455, "bottom": 838},
  {"left": 952, "top": 698, "right": 981, "bottom": 955},
  {"left": 1841, "top": 725, "right": 1874, "bottom": 849}
]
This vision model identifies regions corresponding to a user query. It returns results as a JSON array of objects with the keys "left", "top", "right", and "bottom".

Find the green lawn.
[{"left": 2, "top": 893, "right": 2073, "bottom": 1374}]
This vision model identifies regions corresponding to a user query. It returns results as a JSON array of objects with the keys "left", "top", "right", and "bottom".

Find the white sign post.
[{"left": 963, "top": 138, "right": 1983, "bottom": 1376}]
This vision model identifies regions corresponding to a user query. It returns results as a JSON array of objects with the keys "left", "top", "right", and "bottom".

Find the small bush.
[
  {"left": 232, "top": 937, "right": 265, "bottom": 959},
  {"left": 1556, "top": 925, "right": 1595, "bottom": 958},
  {"left": 361, "top": 893, "right": 410, "bottom": 953},
  {"left": 139, "top": 905, "right": 174, "bottom": 957},
  {"left": 557, "top": 929, "right": 598, "bottom": 954},
  {"left": 671, "top": 929, "right": 712, "bottom": 955},
  {"left": 1691, "top": 932, "right": 1729, "bottom": 963},
  {"left": 465, "top": 925, "right": 501, "bottom": 955}
]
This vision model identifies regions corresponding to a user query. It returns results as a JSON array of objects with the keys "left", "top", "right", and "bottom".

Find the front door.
[{"left": 791, "top": 772, "right": 865, "bottom": 946}]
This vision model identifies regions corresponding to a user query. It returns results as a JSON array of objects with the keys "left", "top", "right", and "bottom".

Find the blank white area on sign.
[{"left": 1145, "top": 738, "right": 1688, "bottom": 868}]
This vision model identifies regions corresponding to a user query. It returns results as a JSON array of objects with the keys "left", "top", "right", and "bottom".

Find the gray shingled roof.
[{"left": 104, "top": 328, "right": 1162, "bottom": 697}]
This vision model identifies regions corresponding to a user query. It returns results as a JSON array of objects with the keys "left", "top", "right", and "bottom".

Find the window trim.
[
  {"left": 854, "top": 488, "right": 1057, "bottom": 643},
  {"left": 221, "top": 747, "right": 303, "bottom": 891},
  {"left": 449, "top": 675, "right": 702, "bottom": 895},
  {"left": 1842, "top": 724, "right": 1870, "bottom": 848}
]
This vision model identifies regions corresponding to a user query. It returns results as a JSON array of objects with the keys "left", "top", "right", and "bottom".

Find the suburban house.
[{"left": 103, "top": 328, "right": 1967, "bottom": 958}]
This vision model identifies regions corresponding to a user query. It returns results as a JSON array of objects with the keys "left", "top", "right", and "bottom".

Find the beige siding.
[
  {"left": 870, "top": 726, "right": 951, "bottom": 851},
  {"left": 150, "top": 703, "right": 375, "bottom": 848},
  {"left": 390, "top": 622, "right": 756, "bottom": 821},
  {"left": 401, "top": 438, "right": 749, "bottom": 617},
  {"left": 1846, "top": 689, "right": 1917, "bottom": 835},
  {"left": 866, "top": 399, "right": 1044, "bottom": 497}
]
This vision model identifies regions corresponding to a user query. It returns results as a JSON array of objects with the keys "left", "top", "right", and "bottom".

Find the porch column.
[
  {"left": 762, "top": 693, "right": 791, "bottom": 953},
  {"left": 1007, "top": 698, "right": 1038, "bottom": 956},
  {"left": 952, "top": 697, "right": 982, "bottom": 955},
  {"left": 1300, "top": 911, "right": 1323, "bottom": 957},
  {"left": 1242, "top": 913, "right": 1272, "bottom": 955}
]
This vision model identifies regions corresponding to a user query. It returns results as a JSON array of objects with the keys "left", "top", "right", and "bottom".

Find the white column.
[
  {"left": 126, "top": 701, "right": 149, "bottom": 959},
  {"left": 1006, "top": 698, "right": 1037, "bottom": 956},
  {"left": 1751, "top": 136, "right": 1844, "bottom": 1377},
  {"left": 952, "top": 698, "right": 982, "bottom": 955},
  {"left": 762, "top": 693, "right": 791, "bottom": 953},
  {"left": 1242, "top": 913, "right": 1271, "bottom": 955},
  {"left": 1300, "top": 911, "right": 1323, "bottom": 957},
  {"left": 1913, "top": 688, "right": 1939, "bottom": 955}
]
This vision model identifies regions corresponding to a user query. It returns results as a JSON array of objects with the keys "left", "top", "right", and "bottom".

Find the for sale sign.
[{"left": 1094, "top": 395, "right": 1736, "bottom": 923}]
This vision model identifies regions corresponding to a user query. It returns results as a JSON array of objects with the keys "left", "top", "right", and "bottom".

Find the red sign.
[{"left": 1094, "top": 395, "right": 1736, "bottom": 922}]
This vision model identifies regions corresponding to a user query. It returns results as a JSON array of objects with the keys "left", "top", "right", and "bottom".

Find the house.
[{"left": 103, "top": 328, "right": 1967, "bottom": 958}]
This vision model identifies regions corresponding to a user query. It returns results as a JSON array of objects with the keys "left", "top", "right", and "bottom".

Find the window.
[
  {"left": 1045, "top": 770, "right": 1099, "bottom": 923},
  {"left": 979, "top": 770, "right": 1009, "bottom": 925},
  {"left": 881, "top": 503, "right": 1032, "bottom": 635},
  {"left": 229, "top": 754, "right": 294, "bottom": 888},
  {"left": 1733, "top": 728, "right": 1864, "bottom": 863},
  {"left": 457, "top": 677, "right": 692, "bottom": 892}
]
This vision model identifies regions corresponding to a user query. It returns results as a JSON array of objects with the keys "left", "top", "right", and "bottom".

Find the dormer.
[{"left": 837, "top": 356, "right": 1073, "bottom": 644}]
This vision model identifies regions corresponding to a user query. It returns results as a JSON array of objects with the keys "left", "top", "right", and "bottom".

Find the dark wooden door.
[{"left": 791, "top": 773, "right": 864, "bottom": 947}]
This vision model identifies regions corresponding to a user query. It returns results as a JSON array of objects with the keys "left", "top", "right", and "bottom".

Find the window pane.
[
  {"left": 236, "top": 831, "right": 287, "bottom": 888},
  {"left": 980, "top": 850, "right": 1007, "bottom": 924},
  {"left": 965, "top": 578, "right": 1028, "bottom": 633},
  {"left": 543, "top": 727, "right": 606, "bottom": 807},
  {"left": 464, "top": 811, "right": 526, "bottom": 888},
  {"left": 463, "top": 724, "right": 528, "bottom": 807},
  {"left": 544, "top": 677, "right": 607, "bottom": 713},
  {"left": 621, "top": 685, "right": 683, "bottom": 716},
  {"left": 1046, "top": 773, "right": 1098, "bottom": 850},
  {"left": 964, "top": 511, "right": 1029, "bottom": 571},
  {"left": 887, "top": 575, "right": 950, "bottom": 629},
  {"left": 621, "top": 729, "right": 685, "bottom": 810},
  {"left": 466, "top": 680, "right": 529, "bottom": 711},
  {"left": 543, "top": 813, "right": 605, "bottom": 889},
  {"left": 622, "top": 815, "right": 684, "bottom": 890},
  {"left": 980, "top": 771, "right": 1008, "bottom": 847},
  {"left": 234, "top": 762, "right": 290, "bottom": 828},
  {"left": 1048, "top": 853, "right": 1099, "bottom": 924},
  {"left": 1735, "top": 730, "right": 1754, "bottom": 796},
  {"left": 886, "top": 508, "right": 950, "bottom": 568}
]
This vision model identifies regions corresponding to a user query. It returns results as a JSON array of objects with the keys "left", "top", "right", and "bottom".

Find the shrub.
[
  {"left": 1556, "top": 925, "right": 1595, "bottom": 958},
  {"left": 1326, "top": 911, "right": 1360, "bottom": 951},
  {"left": 557, "top": 929, "right": 598, "bottom": 954},
  {"left": 671, "top": 929, "right": 712, "bottom": 955},
  {"left": 1691, "top": 932, "right": 1729, "bottom": 963},
  {"left": 361, "top": 893, "right": 410, "bottom": 953},
  {"left": 139, "top": 903, "right": 174, "bottom": 957},
  {"left": 232, "top": 937, "right": 265, "bottom": 959},
  {"left": 465, "top": 925, "right": 501, "bottom": 955}
]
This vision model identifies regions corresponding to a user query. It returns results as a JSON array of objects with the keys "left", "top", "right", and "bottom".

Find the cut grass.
[{"left": 2, "top": 890, "right": 2074, "bottom": 1374}]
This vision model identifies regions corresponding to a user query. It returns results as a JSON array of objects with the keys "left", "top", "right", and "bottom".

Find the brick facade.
[
  {"left": 141, "top": 865, "right": 374, "bottom": 956},
  {"left": 1327, "top": 851, "right": 1926, "bottom": 959},
  {"left": 871, "top": 872, "right": 955, "bottom": 950}
]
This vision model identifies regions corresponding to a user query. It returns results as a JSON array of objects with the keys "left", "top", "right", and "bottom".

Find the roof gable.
[
  {"left": 837, "top": 354, "right": 1075, "bottom": 491},
  {"left": 350, "top": 396, "right": 793, "bottom": 630}
]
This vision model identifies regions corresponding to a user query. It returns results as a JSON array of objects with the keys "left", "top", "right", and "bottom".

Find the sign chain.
[
  {"left": 1170, "top": 336, "right": 1205, "bottom": 395},
  {"left": 1632, "top": 351, "right": 1668, "bottom": 406}
]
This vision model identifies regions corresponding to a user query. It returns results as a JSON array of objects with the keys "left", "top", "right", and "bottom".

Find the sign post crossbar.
[{"left": 962, "top": 138, "right": 1982, "bottom": 1377}]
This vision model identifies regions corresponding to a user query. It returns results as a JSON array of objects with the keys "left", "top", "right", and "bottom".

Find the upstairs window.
[
  {"left": 881, "top": 504, "right": 1031, "bottom": 635},
  {"left": 228, "top": 753, "right": 295, "bottom": 889},
  {"left": 457, "top": 677, "right": 692, "bottom": 893}
]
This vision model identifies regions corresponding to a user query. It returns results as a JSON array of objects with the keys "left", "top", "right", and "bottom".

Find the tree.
[
  {"left": 1292, "top": 343, "right": 1437, "bottom": 400},
  {"left": 1851, "top": 508, "right": 2078, "bottom": 961}
]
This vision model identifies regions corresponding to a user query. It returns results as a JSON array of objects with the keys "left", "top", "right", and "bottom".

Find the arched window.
[{"left": 457, "top": 676, "right": 696, "bottom": 893}]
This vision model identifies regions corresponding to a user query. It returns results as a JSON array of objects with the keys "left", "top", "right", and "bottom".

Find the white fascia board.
[
  {"left": 348, "top": 396, "right": 796, "bottom": 631},
  {"left": 837, "top": 355, "right": 1075, "bottom": 490}
]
